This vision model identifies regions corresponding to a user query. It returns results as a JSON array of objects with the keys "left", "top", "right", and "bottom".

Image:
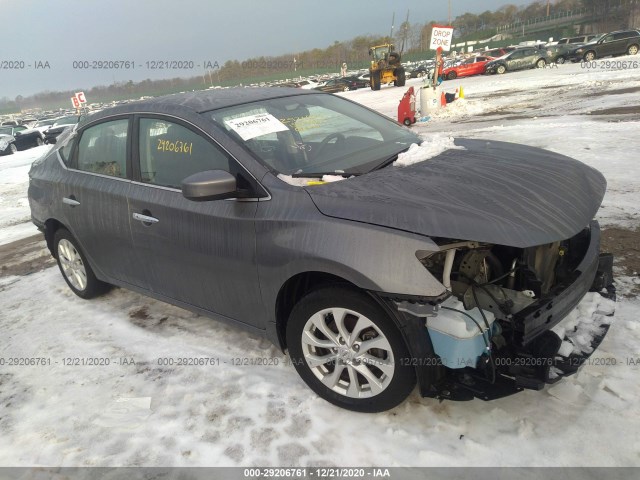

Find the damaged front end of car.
[{"left": 394, "top": 221, "right": 615, "bottom": 401}]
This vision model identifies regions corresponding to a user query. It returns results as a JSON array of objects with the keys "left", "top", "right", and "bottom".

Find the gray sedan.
[{"left": 28, "top": 88, "right": 614, "bottom": 412}]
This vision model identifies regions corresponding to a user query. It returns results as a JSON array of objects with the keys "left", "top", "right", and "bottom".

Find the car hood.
[{"left": 304, "top": 138, "right": 606, "bottom": 248}]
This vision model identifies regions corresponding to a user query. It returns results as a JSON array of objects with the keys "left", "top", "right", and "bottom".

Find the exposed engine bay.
[
  {"left": 422, "top": 226, "right": 594, "bottom": 328},
  {"left": 407, "top": 224, "right": 615, "bottom": 399}
]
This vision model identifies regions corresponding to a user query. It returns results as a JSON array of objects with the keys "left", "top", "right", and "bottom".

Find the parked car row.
[
  {"left": 0, "top": 124, "right": 44, "bottom": 156},
  {"left": 0, "top": 114, "right": 84, "bottom": 156},
  {"left": 314, "top": 76, "right": 369, "bottom": 92}
]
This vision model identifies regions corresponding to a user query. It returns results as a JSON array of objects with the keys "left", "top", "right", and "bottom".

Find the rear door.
[
  {"left": 127, "top": 115, "right": 264, "bottom": 326},
  {"left": 521, "top": 48, "right": 538, "bottom": 68},
  {"left": 61, "top": 116, "right": 139, "bottom": 284}
]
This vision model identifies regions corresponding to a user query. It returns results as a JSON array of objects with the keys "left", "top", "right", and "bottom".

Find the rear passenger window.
[
  {"left": 614, "top": 32, "right": 634, "bottom": 40},
  {"left": 138, "top": 118, "right": 231, "bottom": 189},
  {"left": 77, "top": 119, "right": 128, "bottom": 178}
]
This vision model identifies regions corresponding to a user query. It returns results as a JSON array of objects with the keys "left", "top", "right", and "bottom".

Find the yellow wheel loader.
[{"left": 368, "top": 44, "right": 406, "bottom": 91}]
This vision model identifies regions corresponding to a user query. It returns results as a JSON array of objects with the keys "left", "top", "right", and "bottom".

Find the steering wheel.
[{"left": 315, "top": 133, "right": 346, "bottom": 158}]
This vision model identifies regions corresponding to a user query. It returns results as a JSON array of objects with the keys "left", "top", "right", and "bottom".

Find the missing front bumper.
[{"left": 434, "top": 256, "right": 616, "bottom": 401}]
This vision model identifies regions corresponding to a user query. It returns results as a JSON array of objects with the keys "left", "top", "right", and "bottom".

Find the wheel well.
[
  {"left": 44, "top": 219, "right": 65, "bottom": 258},
  {"left": 275, "top": 272, "right": 357, "bottom": 350}
]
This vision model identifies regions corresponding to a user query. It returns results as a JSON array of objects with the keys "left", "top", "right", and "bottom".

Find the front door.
[{"left": 128, "top": 116, "right": 264, "bottom": 327}]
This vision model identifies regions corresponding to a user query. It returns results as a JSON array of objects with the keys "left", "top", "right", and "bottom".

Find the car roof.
[{"left": 80, "top": 87, "right": 319, "bottom": 127}]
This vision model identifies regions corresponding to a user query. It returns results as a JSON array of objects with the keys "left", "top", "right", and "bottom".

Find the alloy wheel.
[
  {"left": 57, "top": 238, "right": 88, "bottom": 291},
  {"left": 301, "top": 307, "right": 395, "bottom": 398}
]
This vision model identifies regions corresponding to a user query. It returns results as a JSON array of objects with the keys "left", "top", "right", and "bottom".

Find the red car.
[{"left": 442, "top": 55, "right": 495, "bottom": 80}]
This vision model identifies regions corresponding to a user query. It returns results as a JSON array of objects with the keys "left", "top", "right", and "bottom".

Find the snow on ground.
[
  {"left": 1, "top": 268, "right": 639, "bottom": 467},
  {"left": 1, "top": 57, "right": 640, "bottom": 467},
  {"left": 0, "top": 145, "right": 51, "bottom": 244}
]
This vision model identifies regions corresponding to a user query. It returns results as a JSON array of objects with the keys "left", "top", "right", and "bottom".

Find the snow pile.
[
  {"left": 425, "top": 97, "right": 487, "bottom": 119},
  {"left": 321, "top": 174, "right": 348, "bottom": 183},
  {"left": 393, "top": 136, "right": 465, "bottom": 167},
  {"left": 276, "top": 174, "right": 310, "bottom": 186},
  {"left": 277, "top": 173, "right": 348, "bottom": 186},
  {"left": 552, "top": 292, "right": 616, "bottom": 357}
]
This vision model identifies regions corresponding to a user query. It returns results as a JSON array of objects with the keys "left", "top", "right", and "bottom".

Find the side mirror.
[
  {"left": 14, "top": 131, "right": 21, "bottom": 136},
  {"left": 181, "top": 170, "right": 238, "bottom": 201},
  {"left": 48, "top": 137, "right": 57, "bottom": 144}
]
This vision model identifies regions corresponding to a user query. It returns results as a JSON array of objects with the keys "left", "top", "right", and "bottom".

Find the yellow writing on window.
[{"left": 157, "top": 138, "right": 193, "bottom": 155}]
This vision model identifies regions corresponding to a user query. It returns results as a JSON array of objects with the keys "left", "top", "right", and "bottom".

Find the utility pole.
[
  {"left": 448, "top": 0, "right": 452, "bottom": 25},
  {"left": 547, "top": 0, "right": 551, "bottom": 17}
]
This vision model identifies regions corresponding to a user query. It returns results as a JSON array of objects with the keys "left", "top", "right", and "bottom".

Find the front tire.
[
  {"left": 496, "top": 65, "right": 507, "bottom": 74},
  {"left": 370, "top": 71, "right": 381, "bottom": 91},
  {"left": 286, "top": 287, "right": 416, "bottom": 412},
  {"left": 556, "top": 56, "right": 566, "bottom": 64},
  {"left": 447, "top": 71, "right": 457, "bottom": 80},
  {"left": 536, "top": 58, "right": 546, "bottom": 68},
  {"left": 54, "top": 228, "right": 109, "bottom": 299}
]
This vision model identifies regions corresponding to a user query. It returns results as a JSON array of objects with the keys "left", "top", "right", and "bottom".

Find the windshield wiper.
[
  {"left": 368, "top": 145, "right": 413, "bottom": 172},
  {"left": 291, "top": 171, "right": 358, "bottom": 179}
]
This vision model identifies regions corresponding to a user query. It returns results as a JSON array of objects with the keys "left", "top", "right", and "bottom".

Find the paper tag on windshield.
[{"left": 225, "top": 113, "right": 289, "bottom": 140}]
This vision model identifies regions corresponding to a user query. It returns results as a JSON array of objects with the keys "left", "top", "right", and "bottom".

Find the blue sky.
[{"left": 0, "top": 0, "right": 514, "bottom": 98}]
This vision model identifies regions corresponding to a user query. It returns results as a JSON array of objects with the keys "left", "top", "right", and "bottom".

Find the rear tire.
[
  {"left": 54, "top": 228, "right": 109, "bottom": 299},
  {"left": 556, "top": 56, "right": 566, "bottom": 64},
  {"left": 447, "top": 71, "right": 457, "bottom": 80},
  {"left": 628, "top": 44, "right": 639, "bottom": 56},
  {"left": 536, "top": 58, "right": 546, "bottom": 68},
  {"left": 497, "top": 65, "right": 507, "bottom": 74},
  {"left": 584, "top": 51, "right": 596, "bottom": 62},
  {"left": 36, "top": 137, "right": 44, "bottom": 146},
  {"left": 394, "top": 67, "right": 406, "bottom": 87},
  {"left": 286, "top": 287, "right": 416, "bottom": 412}
]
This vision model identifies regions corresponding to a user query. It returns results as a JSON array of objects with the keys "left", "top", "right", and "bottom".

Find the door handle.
[
  {"left": 63, "top": 197, "right": 80, "bottom": 207},
  {"left": 133, "top": 212, "right": 159, "bottom": 224}
]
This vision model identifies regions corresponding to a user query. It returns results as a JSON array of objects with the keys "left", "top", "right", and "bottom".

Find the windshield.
[
  {"left": 35, "top": 119, "right": 56, "bottom": 127},
  {"left": 205, "top": 93, "right": 420, "bottom": 175},
  {"left": 587, "top": 34, "right": 605, "bottom": 44},
  {"left": 53, "top": 115, "right": 79, "bottom": 126},
  {"left": 371, "top": 46, "right": 392, "bottom": 61}
]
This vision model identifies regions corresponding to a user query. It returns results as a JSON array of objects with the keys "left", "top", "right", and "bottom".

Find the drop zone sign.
[{"left": 430, "top": 26, "right": 454, "bottom": 51}]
